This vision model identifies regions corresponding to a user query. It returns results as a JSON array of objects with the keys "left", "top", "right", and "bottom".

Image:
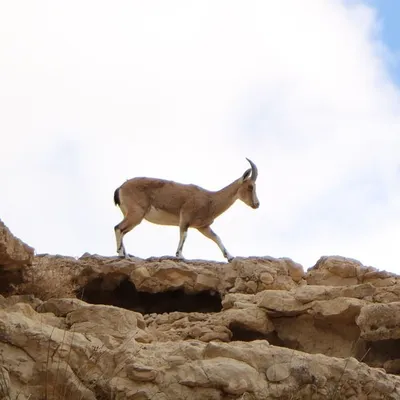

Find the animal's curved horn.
[{"left": 246, "top": 158, "right": 258, "bottom": 181}]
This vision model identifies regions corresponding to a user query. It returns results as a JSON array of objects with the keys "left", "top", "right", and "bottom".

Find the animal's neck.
[{"left": 211, "top": 179, "right": 240, "bottom": 217}]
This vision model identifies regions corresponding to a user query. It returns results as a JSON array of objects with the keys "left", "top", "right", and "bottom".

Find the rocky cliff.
[{"left": 1, "top": 219, "right": 400, "bottom": 399}]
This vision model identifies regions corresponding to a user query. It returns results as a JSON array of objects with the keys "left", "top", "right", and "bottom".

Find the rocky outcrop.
[
  {"left": 1, "top": 295, "right": 400, "bottom": 400},
  {"left": 0, "top": 220, "right": 34, "bottom": 293},
  {"left": 2, "top": 219, "right": 400, "bottom": 399},
  {"left": 306, "top": 256, "right": 400, "bottom": 288},
  {"left": 0, "top": 220, "right": 34, "bottom": 266},
  {"left": 75, "top": 254, "right": 304, "bottom": 294},
  {"left": 61, "top": 254, "right": 400, "bottom": 365}
]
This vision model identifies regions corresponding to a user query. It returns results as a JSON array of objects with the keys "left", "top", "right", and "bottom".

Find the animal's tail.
[{"left": 114, "top": 187, "right": 121, "bottom": 206}]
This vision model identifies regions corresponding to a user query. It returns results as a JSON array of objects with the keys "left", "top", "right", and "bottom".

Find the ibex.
[{"left": 113, "top": 158, "right": 260, "bottom": 261}]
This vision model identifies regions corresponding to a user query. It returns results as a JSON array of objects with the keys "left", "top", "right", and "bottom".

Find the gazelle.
[{"left": 114, "top": 158, "right": 259, "bottom": 261}]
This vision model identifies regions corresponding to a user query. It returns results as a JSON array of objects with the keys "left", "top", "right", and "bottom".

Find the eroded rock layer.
[
  {"left": 2, "top": 295, "right": 400, "bottom": 400},
  {"left": 0, "top": 219, "right": 34, "bottom": 293},
  {"left": 2, "top": 220, "right": 400, "bottom": 399}
]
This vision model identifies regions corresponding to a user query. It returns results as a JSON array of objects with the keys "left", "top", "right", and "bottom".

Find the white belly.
[{"left": 144, "top": 206, "right": 180, "bottom": 226}]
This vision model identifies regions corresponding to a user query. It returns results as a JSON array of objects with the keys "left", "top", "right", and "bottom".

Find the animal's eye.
[{"left": 248, "top": 185, "right": 254, "bottom": 191}]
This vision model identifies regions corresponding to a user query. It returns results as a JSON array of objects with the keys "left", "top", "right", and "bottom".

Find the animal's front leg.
[
  {"left": 176, "top": 224, "right": 189, "bottom": 258},
  {"left": 197, "top": 226, "right": 234, "bottom": 262}
]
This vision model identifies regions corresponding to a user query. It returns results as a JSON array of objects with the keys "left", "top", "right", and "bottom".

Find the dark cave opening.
[
  {"left": 0, "top": 267, "right": 23, "bottom": 294},
  {"left": 364, "top": 338, "right": 400, "bottom": 373},
  {"left": 76, "top": 276, "right": 222, "bottom": 314},
  {"left": 229, "top": 324, "right": 286, "bottom": 347}
]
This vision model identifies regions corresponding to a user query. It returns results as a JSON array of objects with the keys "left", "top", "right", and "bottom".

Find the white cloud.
[{"left": 0, "top": 0, "right": 399, "bottom": 272}]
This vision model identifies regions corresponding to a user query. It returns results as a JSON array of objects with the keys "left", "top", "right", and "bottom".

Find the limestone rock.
[
  {"left": 266, "top": 362, "right": 291, "bottom": 382},
  {"left": 374, "top": 284, "right": 400, "bottom": 303},
  {"left": 357, "top": 302, "right": 400, "bottom": 341},
  {"left": 294, "top": 283, "right": 375, "bottom": 303},
  {"left": 145, "top": 306, "right": 273, "bottom": 342},
  {"left": 0, "top": 219, "right": 34, "bottom": 266},
  {"left": 73, "top": 255, "right": 304, "bottom": 301},
  {"left": 13, "top": 254, "right": 83, "bottom": 300},
  {"left": 66, "top": 303, "right": 150, "bottom": 346},
  {"left": 230, "top": 257, "right": 304, "bottom": 293},
  {"left": 273, "top": 314, "right": 357, "bottom": 358},
  {"left": 273, "top": 300, "right": 364, "bottom": 358},
  {"left": 222, "top": 292, "right": 259, "bottom": 309},
  {"left": 306, "top": 256, "right": 400, "bottom": 288},
  {"left": 0, "top": 220, "right": 34, "bottom": 293},
  {"left": 1, "top": 226, "right": 400, "bottom": 398},
  {"left": 363, "top": 269, "right": 399, "bottom": 287},
  {"left": 0, "top": 293, "right": 42, "bottom": 309},
  {"left": 2, "top": 304, "right": 400, "bottom": 400},
  {"left": 257, "top": 290, "right": 311, "bottom": 316},
  {"left": 309, "top": 297, "right": 365, "bottom": 322},
  {"left": 306, "top": 256, "right": 363, "bottom": 286},
  {"left": 37, "top": 297, "right": 89, "bottom": 316},
  {"left": 7, "top": 302, "right": 65, "bottom": 328}
]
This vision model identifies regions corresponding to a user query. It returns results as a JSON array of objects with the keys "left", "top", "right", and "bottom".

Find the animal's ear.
[{"left": 241, "top": 168, "right": 252, "bottom": 182}]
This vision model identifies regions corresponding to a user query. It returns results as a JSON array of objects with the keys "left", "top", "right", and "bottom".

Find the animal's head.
[{"left": 237, "top": 158, "right": 260, "bottom": 209}]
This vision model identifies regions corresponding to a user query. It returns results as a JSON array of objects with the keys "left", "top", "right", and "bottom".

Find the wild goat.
[{"left": 113, "top": 158, "right": 260, "bottom": 261}]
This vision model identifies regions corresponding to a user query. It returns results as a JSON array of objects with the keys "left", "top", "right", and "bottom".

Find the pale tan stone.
[
  {"left": 294, "top": 283, "right": 375, "bottom": 303},
  {"left": 0, "top": 219, "right": 34, "bottom": 266},
  {"left": 1, "top": 304, "right": 400, "bottom": 399},
  {"left": 259, "top": 271, "right": 274, "bottom": 285},
  {"left": 126, "top": 363, "right": 158, "bottom": 381},
  {"left": 37, "top": 297, "right": 88, "bottom": 316},
  {"left": 1, "top": 220, "right": 400, "bottom": 399},
  {"left": 287, "top": 260, "right": 305, "bottom": 282},
  {"left": 257, "top": 290, "right": 311, "bottom": 315},
  {"left": 66, "top": 304, "right": 147, "bottom": 346},
  {"left": 266, "top": 362, "right": 291, "bottom": 382},
  {"left": 357, "top": 302, "right": 400, "bottom": 341},
  {"left": 306, "top": 256, "right": 363, "bottom": 286}
]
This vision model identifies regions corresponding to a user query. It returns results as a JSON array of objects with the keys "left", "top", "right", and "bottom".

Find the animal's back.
[
  {"left": 121, "top": 177, "right": 198, "bottom": 201},
  {"left": 118, "top": 177, "right": 209, "bottom": 223}
]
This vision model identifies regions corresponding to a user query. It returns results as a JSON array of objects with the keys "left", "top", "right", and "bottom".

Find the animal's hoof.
[
  {"left": 117, "top": 253, "right": 133, "bottom": 260},
  {"left": 117, "top": 249, "right": 127, "bottom": 258},
  {"left": 227, "top": 257, "right": 234, "bottom": 263}
]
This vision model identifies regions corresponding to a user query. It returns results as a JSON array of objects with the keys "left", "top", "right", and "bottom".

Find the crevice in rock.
[
  {"left": 364, "top": 339, "right": 400, "bottom": 371},
  {"left": 229, "top": 324, "right": 286, "bottom": 347},
  {"left": 0, "top": 266, "right": 23, "bottom": 294},
  {"left": 76, "top": 276, "right": 222, "bottom": 314}
]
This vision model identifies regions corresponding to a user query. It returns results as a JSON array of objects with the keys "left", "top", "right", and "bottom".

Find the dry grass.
[{"left": 11, "top": 257, "right": 79, "bottom": 301}]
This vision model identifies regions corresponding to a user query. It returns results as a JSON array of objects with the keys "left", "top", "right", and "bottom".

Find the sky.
[
  {"left": 1, "top": 1, "right": 400, "bottom": 273},
  {"left": 366, "top": 0, "right": 400, "bottom": 85}
]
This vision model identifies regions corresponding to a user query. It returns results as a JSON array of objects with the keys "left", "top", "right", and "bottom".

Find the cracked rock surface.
[
  {"left": 0, "top": 219, "right": 34, "bottom": 293},
  {"left": 2, "top": 220, "right": 400, "bottom": 399}
]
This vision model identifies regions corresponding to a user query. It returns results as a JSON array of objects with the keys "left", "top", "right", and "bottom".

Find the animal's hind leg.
[
  {"left": 114, "top": 223, "right": 126, "bottom": 257},
  {"left": 114, "top": 211, "right": 144, "bottom": 258}
]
